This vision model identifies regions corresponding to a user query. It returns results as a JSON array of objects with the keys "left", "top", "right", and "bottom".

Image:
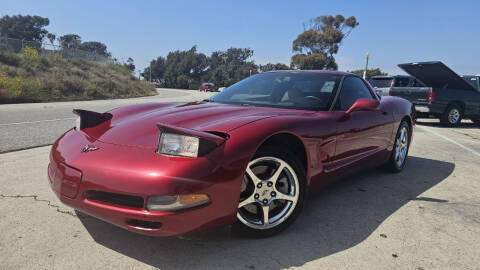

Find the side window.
[
  {"left": 394, "top": 77, "right": 410, "bottom": 87},
  {"left": 335, "top": 77, "right": 374, "bottom": 111},
  {"left": 412, "top": 79, "right": 424, "bottom": 87}
]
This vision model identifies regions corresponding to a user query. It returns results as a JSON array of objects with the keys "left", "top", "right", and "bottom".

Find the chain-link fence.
[{"left": 0, "top": 36, "right": 113, "bottom": 64}]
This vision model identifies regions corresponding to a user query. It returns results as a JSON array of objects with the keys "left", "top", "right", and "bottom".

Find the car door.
[{"left": 331, "top": 76, "right": 392, "bottom": 171}]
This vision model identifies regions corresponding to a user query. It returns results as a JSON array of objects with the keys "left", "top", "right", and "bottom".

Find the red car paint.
[{"left": 48, "top": 71, "right": 414, "bottom": 236}]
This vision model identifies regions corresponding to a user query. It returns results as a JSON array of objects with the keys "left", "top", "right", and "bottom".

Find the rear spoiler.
[
  {"left": 156, "top": 123, "right": 228, "bottom": 146},
  {"left": 73, "top": 109, "right": 112, "bottom": 130}
]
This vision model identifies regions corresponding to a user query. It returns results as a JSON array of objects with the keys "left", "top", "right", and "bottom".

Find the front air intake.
[{"left": 85, "top": 190, "right": 144, "bottom": 209}]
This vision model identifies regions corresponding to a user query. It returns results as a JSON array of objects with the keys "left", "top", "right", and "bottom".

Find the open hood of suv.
[{"left": 398, "top": 61, "right": 476, "bottom": 91}]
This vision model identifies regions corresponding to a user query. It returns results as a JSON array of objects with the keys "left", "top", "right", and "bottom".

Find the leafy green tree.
[
  {"left": 349, "top": 68, "right": 388, "bottom": 80},
  {"left": 46, "top": 33, "right": 56, "bottom": 46},
  {"left": 259, "top": 63, "right": 289, "bottom": 72},
  {"left": 206, "top": 48, "right": 257, "bottom": 87},
  {"left": 58, "top": 34, "right": 81, "bottom": 49},
  {"left": 143, "top": 47, "right": 258, "bottom": 89},
  {"left": 291, "top": 15, "right": 359, "bottom": 70},
  {"left": 123, "top": 57, "right": 135, "bottom": 73},
  {"left": 162, "top": 46, "right": 208, "bottom": 89},
  {"left": 142, "top": 56, "right": 166, "bottom": 82},
  {"left": 0, "top": 15, "right": 50, "bottom": 42},
  {"left": 78, "top": 41, "right": 111, "bottom": 57}
]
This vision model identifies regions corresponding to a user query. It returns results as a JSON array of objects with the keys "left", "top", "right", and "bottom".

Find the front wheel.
[
  {"left": 387, "top": 120, "right": 411, "bottom": 173},
  {"left": 233, "top": 149, "right": 306, "bottom": 238}
]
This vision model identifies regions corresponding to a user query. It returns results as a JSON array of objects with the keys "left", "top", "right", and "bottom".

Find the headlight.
[
  {"left": 75, "top": 117, "right": 81, "bottom": 130},
  {"left": 157, "top": 133, "right": 199, "bottom": 158},
  {"left": 147, "top": 194, "right": 209, "bottom": 212}
]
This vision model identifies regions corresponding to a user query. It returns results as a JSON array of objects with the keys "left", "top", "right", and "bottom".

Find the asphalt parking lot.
[{"left": 1, "top": 91, "right": 480, "bottom": 269}]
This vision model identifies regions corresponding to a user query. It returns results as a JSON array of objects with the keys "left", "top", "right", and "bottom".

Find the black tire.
[
  {"left": 441, "top": 104, "right": 463, "bottom": 127},
  {"left": 232, "top": 148, "right": 307, "bottom": 238},
  {"left": 387, "top": 120, "right": 411, "bottom": 173}
]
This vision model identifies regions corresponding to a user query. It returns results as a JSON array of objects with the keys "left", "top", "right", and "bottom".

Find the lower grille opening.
[
  {"left": 126, "top": 219, "right": 162, "bottom": 230},
  {"left": 85, "top": 190, "right": 144, "bottom": 209}
]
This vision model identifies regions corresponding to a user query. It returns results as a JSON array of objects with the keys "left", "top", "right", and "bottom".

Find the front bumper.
[{"left": 48, "top": 129, "right": 242, "bottom": 236}]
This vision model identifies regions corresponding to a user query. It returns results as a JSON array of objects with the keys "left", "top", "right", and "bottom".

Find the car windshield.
[
  {"left": 208, "top": 72, "right": 341, "bottom": 111},
  {"left": 369, "top": 77, "right": 394, "bottom": 88}
]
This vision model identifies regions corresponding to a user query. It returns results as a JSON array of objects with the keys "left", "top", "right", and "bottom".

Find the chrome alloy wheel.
[
  {"left": 448, "top": 108, "right": 460, "bottom": 124},
  {"left": 237, "top": 157, "right": 299, "bottom": 230},
  {"left": 394, "top": 126, "right": 409, "bottom": 168}
]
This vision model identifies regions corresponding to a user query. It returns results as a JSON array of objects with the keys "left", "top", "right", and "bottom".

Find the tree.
[
  {"left": 58, "top": 34, "right": 81, "bottom": 49},
  {"left": 206, "top": 48, "right": 257, "bottom": 86},
  {"left": 79, "top": 41, "right": 111, "bottom": 57},
  {"left": 291, "top": 15, "right": 359, "bottom": 70},
  {"left": 163, "top": 46, "right": 208, "bottom": 88},
  {"left": 259, "top": 63, "right": 290, "bottom": 72},
  {"left": 123, "top": 57, "right": 135, "bottom": 73},
  {"left": 46, "top": 33, "right": 56, "bottom": 46},
  {"left": 0, "top": 15, "right": 50, "bottom": 42},
  {"left": 349, "top": 68, "right": 388, "bottom": 80},
  {"left": 143, "top": 47, "right": 258, "bottom": 89}
]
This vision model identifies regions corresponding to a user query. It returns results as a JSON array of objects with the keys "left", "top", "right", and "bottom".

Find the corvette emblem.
[{"left": 81, "top": 144, "right": 99, "bottom": 153}]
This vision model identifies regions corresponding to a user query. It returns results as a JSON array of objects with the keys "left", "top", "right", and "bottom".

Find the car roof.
[
  {"left": 370, "top": 75, "right": 411, "bottom": 79},
  {"left": 265, "top": 70, "right": 352, "bottom": 76}
]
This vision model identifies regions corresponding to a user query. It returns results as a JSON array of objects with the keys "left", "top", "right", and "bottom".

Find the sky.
[{"left": 2, "top": 0, "right": 479, "bottom": 76}]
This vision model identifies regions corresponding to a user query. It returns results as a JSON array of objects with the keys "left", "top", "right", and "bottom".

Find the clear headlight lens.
[
  {"left": 157, "top": 133, "right": 199, "bottom": 158},
  {"left": 147, "top": 194, "right": 209, "bottom": 212},
  {"left": 75, "top": 117, "right": 81, "bottom": 130}
]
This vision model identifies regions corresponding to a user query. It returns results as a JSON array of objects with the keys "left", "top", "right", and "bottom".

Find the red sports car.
[{"left": 48, "top": 71, "right": 414, "bottom": 238}]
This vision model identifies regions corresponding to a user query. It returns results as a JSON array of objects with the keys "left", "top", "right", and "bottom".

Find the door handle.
[{"left": 381, "top": 111, "right": 388, "bottom": 115}]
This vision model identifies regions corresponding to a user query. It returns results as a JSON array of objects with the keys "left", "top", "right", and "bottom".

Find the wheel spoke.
[
  {"left": 238, "top": 194, "right": 256, "bottom": 208},
  {"left": 262, "top": 205, "right": 270, "bottom": 224},
  {"left": 268, "top": 162, "right": 286, "bottom": 184},
  {"left": 245, "top": 166, "right": 261, "bottom": 185},
  {"left": 274, "top": 189, "right": 295, "bottom": 201}
]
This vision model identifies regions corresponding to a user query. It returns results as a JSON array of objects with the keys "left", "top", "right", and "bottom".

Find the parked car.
[
  {"left": 199, "top": 82, "right": 216, "bottom": 92},
  {"left": 49, "top": 71, "right": 414, "bottom": 238},
  {"left": 370, "top": 75, "right": 424, "bottom": 96},
  {"left": 390, "top": 61, "right": 480, "bottom": 126}
]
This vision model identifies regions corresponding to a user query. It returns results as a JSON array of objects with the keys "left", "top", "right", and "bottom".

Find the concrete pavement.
[{"left": 0, "top": 116, "right": 479, "bottom": 269}]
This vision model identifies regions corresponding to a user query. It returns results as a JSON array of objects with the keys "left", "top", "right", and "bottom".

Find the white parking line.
[
  {"left": 419, "top": 126, "right": 480, "bottom": 157},
  {"left": 0, "top": 117, "right": 76, "bottom": 127}
]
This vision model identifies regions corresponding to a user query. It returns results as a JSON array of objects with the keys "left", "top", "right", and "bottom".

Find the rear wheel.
[
  {"left": 387, "top": 120, "right": 410, "bottom": 173},
  {"left": 233, "top": 149, "right": 306, "bottom": 238},
  {"left": 441, "top": 104, "right": 463, "bottom": 127}
]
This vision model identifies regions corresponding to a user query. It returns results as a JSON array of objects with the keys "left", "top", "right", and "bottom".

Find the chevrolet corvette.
[{"left": 48, "top": 71, "right": 414, "bottom": 238}]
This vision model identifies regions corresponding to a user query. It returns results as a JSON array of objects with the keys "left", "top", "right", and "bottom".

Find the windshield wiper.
[{"left": 202, "top": 99, "right": 214, "bottom": 102}]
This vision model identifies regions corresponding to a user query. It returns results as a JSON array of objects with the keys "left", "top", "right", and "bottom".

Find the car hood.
[
  {"left": 84, "top": 101, "right": 308, "bottom": 149},
  {"left": 398, "top": 61, "right": 476, "bottom": 90}
]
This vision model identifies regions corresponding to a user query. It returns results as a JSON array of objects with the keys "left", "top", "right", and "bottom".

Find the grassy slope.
[{"left": 0, "top": 51, "right": 156, "bottom": 103}]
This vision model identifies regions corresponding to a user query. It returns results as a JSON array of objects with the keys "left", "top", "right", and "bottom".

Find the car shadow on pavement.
[{"left": 78, "top": 156, "right": 454, "bottom": 270}]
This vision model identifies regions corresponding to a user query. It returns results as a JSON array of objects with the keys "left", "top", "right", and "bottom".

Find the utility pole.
[
  {"left": 363, "top": 53, "right": 370, "bottom": 79},
  {"left": 150, "top": 62, "right": 152, "bottom": 83}
]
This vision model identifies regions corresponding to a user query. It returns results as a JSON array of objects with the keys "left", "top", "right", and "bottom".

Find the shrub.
[
  {"left": 0, "top": 73, "right": 44, "bottom": 102},
  {"left": 0, "top": 52, "right": 21, "bottom": 66},
  {"left": 21, "top": 46, "right": 39, "bottom": 60}
]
